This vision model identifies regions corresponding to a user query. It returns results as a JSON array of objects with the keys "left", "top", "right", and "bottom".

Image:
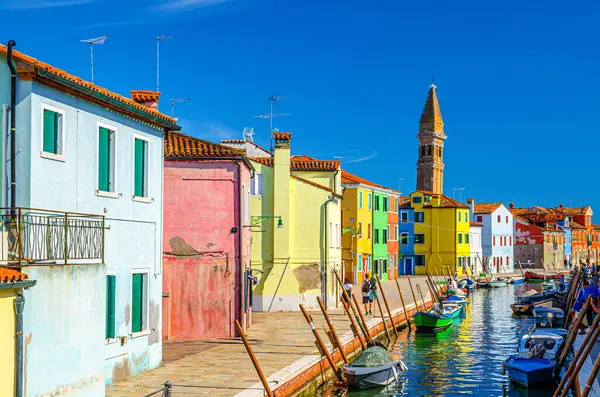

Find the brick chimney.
[
  {"left": 466, "top": 198, "right": 474, "bottom": 218},
  {"left": 509, "top": 203, "right": 515, "bottom": 209},
  {"left": 130, "top": 90, "right": 160, "bottom": 109}
]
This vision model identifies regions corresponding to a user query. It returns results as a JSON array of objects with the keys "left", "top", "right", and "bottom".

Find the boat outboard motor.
[{"left": 529, "top": 343, "right": 546, "bottom": 359}]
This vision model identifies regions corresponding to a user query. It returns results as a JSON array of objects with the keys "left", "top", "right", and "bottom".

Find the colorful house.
[
  {"left": 162, "top": 132, "right": 253, "bottom": 339},
  {"left": 0, "top": 268, "right": 35, "bottom": 397},
  {"left": 0, "top": 43, "right": 179, "bottom": 394},
  {"left": 557, "top": 216, "right": 572, "bottom": 267},
  {"left": 387, "top": 195, "right": 399, "bottom": 279},
  {"left": 470, "top": 200, "right": 514, "bottom": 274},
  {"left": 513, "top": 215, "right": 544, "bottom": 268},
  {"left": 233, "top": 133, "right": 342, "bottom": 311},
  {"left": 398, "top": 197, "right": 416, "bottom": 275},
  {"left": 469, "top": 221, "right": 484, "bottom": 274}
]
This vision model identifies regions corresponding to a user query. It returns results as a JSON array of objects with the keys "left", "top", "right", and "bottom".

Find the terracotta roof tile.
[
  {"left": 221, "top": 140, "right": 271, "bottom": 154},
  {"left": 250, "top": 157, "right": 273, "bottom": 166},
  {"left": 0, "top": 45, "right": 177, "bottom": 127},
  {"left": 341, "top": 171, "right": 398, "bottom": 192},
  {"left": 130, "top": 90, "right": 160, "bottom": 103},
  {"left": 470, "top": 221, "right": 483, "bottom": 227},
  {"left": 165, "top": 131, "right": 245, "bottom": 158},
  {"left": 473, "top": 203, "right": 503, "bottom": 214},
  {"left": 423, "top": 195, "right": 469, "bottom": 209},
  {"left": 273, "top": 132, "right": 292, "bottom": 141},
  {"left": 0, "top": 268, "right": 28, "bottom": 283}
]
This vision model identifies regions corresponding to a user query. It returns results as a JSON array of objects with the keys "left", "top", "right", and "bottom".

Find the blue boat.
[{"left": 503, "top": 356, "right": 555, "bottom": 387}]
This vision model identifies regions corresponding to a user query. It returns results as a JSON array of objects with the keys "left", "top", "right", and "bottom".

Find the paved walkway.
[{"left": 106, "top": 276, "right": 433, "bottom": 397}]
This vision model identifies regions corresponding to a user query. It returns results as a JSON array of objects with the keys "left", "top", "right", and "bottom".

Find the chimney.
[
  {"left": 559, "top": 204, "right": 564, "bottom": 208},
  {"left": 272, "top": 132, "right": 291, "bottom": 260},
  {"left": 466, "top": 197, "right": 474, "bottom": 218},
  {"left": 509, "top": 203, "right": 515, "bottom": 209},
  {"left": 130, "top": 90, "right": 160, "bottom": 109}
]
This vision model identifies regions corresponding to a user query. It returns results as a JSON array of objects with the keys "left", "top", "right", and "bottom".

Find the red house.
[{"left": 162, "top": 132, "right": 253, "bottom": 339}]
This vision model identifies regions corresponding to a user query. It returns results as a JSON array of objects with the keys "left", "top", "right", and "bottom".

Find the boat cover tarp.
[
  {"left": 351, "top": 347, "right": 395, "bottom": 367},
  {"left": 520, "top": 289, "right": 540, "bottom": 297}
]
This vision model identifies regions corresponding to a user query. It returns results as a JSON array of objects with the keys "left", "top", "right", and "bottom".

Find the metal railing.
[{"left": 0, "top": 207, "right": 104, "bottom": 266}]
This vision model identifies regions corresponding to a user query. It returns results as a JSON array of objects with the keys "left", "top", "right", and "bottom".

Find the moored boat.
[
  {"left": 533, "top": 307, "right": 565, "bottom": 327},
  {"left": 342, "top": 346, "right": 408, "bottom": 389},
  {"left": 525, "top": 271, "right": 561, "bottom": 281},
  {"left": 510, "top": 303, "right": 533, "bottom": 315},
  {"left": 413, "top": 311, "right": 453, "bottom": 331},
  {"left": 517, "top": 333, "right": 563, "bottom": 360},
  {"left": 503, "top": 356, "right": 555, "bottom": 387}
]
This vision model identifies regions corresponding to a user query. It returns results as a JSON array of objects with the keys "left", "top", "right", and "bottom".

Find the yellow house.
[
  {"left": 245, "top": 133, "right": 342, "bottom": 311},
  {"left": 407, "top": 190, "right": 471, "bottom": 276},
  {"left": 0, "top": 268, "right": 36, "bottom": 397}
]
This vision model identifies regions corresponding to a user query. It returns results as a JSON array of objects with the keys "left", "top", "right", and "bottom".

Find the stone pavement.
[
  {"left": 105, "top": 276, "right": 433, "bottom": 397},
  {"left": 574, "top": 332, "right": 600, "bottom": 397}
]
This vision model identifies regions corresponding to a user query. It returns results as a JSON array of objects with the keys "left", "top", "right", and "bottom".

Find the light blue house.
[
  {"left": 0, "top": 42, "right": 179, "bottom": 396},
  {"left": 558, "top": 216, "right": 572, "bottom": 267},
  {"left": 398, "top": 198, "right": 416, "bottom": 275}
]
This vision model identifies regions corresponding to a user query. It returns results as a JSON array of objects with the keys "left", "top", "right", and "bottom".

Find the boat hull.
[
  {"left": 511, "top": 304, "right": 533, "bottom": 315},
  {"left": 503, "top": 357, "right": 555, "bottom": 387},
  {"left": 413, "top": 312, "right": 453, "bottom": 330},
  {"left": 342, "top": 362, "right": 404, "bottom": 389},
  {"left": 525, "top": 271, "right": 561, "bottom": 281}
]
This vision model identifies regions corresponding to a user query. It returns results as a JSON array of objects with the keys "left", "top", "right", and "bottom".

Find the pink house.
[{"left": 162, "top": 131, "right": 253, "bottom": 339}]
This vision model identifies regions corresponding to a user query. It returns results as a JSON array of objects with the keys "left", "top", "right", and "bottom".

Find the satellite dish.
[{"left": 243, "top": 127, "right": 255, "bottom": 142}]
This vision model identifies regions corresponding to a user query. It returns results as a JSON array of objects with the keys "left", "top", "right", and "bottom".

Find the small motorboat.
[
  {"left": 413, "top": 311, "right": 453, "bottom": 331},
  {"left": 459, "top": 279, "right": 475, "bottom": 291},
  {"left": 525, "top": 271, "right": 561, "bottom": 282},
  {"left": 511, "top": 303, "right": 534, "bottom": 315},
  {"left": 342, "top": 346, "right": 408, "bottom": 389},
  {"left": 503, "top": 356, "right": 556, "bottom": 387},
  {"left": 533, "top": 307, "right": 565, "bottom": 327},
  {"left": 442, "top": 295, "right": 467, "bottom": 305},
  {"left": 517, "top": 333, "right": 564, "bottom": 359},
  {"left": 532, "top": 298, "right": 565, "bottom": 310}
]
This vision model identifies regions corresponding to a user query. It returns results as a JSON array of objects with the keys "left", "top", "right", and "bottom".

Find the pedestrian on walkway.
[
  {"left": 341, "top": 279, "right": 352, "bottom": 303},
  {"left": 362, "top": 274, "right": 374, "bottom": 315},
  {"left": 369, "top": 276, "right": 378, "bottom": 316},
  {"left": 573, "top": 280, "right": 590, "bottom": 334},
  {"left": 583, "top": 279, "right": 600, "bottom": 329}
]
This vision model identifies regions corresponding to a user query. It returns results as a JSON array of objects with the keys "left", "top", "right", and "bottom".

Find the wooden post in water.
[
  {"left": 554, "top": 312, "right": 600, "bottom": 396},
  {"left": 416, "top": 284, "right": 427, "bottom": 309},
  {"left": 406, "top": 275, "right": 424, "bottom": 312},
  {"left": 334, "top": 271, "right": 369, "bottom": 341},
  {"left": 516, "top": 261, "right": 525, "bottom": 277},
  {"left": 581, "top": 352, "right": 600, "bottom": 397},
  {"left": 351, "top": 293, "right": 373, "bottom": 343},
  {"left": 374, "top": 295, "right": 392, "bottom": 342},
  {"left": 395, "top": 278, "right": 412, "bottom": 332},
  {"left": 299, "top": 304, "right": 344, "bottom": 382},
  {"left": 558, "top": 296, "right": 591, "bottom": 366},
  {"left": 316, "top": 296, "right": 349, "bottom": 364},
  {"left": 376, "top": 276, "right": 398, "bottom": 337},
  {"left": 234, "top": 320, "right": 274, "bottom": 397},
  {"left": 340, "top": 297, "right": 367, "bottom": 350}
]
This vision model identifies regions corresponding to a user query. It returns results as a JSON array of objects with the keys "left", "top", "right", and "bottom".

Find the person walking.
[
  {"left": 341, "top": 278, "right": 352, "bottom": 303},
  {"left": 369, "top": 275, "right": 378, "bottom": 316},
  {"left": 361, "top": 274, "right": 374, "bottom": 315},
  {"left": 573, "top": 280, "right": 590, "bottom": 334}
]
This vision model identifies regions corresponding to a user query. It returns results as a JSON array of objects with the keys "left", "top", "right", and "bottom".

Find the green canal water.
[{"left": 345, "top": 284, "right": 570, "bottom": 397}]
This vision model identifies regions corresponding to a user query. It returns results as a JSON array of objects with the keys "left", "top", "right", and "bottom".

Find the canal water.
[{"left": 344, "top": 284, "right": 570, "bottom": 397}]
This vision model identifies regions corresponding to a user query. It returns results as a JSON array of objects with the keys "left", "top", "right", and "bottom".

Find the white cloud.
[
  {"left": 346, "top": 151, "right": 378, "bottom": 164},
  {"left": 156, "top": 0, "right": 232, "bottom": 11},
  {"left": 2, "top": 0, "right": 97, "bottom": 9}
]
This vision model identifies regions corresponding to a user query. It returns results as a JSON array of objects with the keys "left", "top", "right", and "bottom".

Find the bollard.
[{"left": 163, "top": 381, "right": 172, "bottom": 397}]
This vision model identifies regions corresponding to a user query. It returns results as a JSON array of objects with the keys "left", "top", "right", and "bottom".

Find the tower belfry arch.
[{"left": 416, "top": 84, "right": 446, "bottom": 194}]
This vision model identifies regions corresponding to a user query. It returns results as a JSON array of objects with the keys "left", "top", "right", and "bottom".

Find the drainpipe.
[
  {"left": 14, "top": 292, "right": 24, "bottom": 397},
  {"left": 235, "top": 160, "right": 244, "bottom": 336},
  {"left": 7, "top": 40, "right": 16, "bottom": 210},
  {"left": 324, "top": 194, "right": 337, "bottom": 309}
]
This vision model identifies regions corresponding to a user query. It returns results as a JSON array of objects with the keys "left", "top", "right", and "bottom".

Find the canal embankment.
[{"left": 574, "top": 333, "right": 600, "bottom": 397}]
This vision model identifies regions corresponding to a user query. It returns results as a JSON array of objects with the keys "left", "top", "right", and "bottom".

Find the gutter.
[
  {"left": 235, "top": 160, "right": 245, "bottom": 336},
  {"left": 8, "top": 279, "right": 36, "bottom": 397},
  {"left": 323, "top": 194, "right": 337, "bottom": 309}
]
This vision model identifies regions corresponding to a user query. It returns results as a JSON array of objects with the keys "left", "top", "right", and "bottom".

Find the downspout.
[
  {"left": 7, "top": 40, "right": 16, "bottom": 210},
  {"left": 324, "top": 194, "right": 337, "bottom": 309},
  {"left": 14, "top": 292, "right": 25, "bottom": 397},
  {"left": 235, "top": 160, "right": 244, "bottom": 336}
]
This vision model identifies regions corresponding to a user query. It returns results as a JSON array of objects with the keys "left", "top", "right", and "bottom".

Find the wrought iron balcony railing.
[{"left": 0, "top": 207, "right": 105, "bottom": 266}]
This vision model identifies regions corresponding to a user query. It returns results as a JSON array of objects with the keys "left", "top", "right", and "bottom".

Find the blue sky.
[{"left": 3, "top": 0, "right": 600, "bottom": 212}]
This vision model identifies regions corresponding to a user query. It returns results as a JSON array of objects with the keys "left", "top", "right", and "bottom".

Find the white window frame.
[
  {"left": 358, "top": 191, "right": 363, "bottom": 209},
  {"left": 400, "top": 211, "right": 408, "bottom": 223},
  {"left": 96, "top": 121, "right": 119, "bottom": 199},
  {"left": 394, "top": 225, "right": 398, "bottom": 240},
  {"left": 130, "top": 268, "right": 150, "bottom": 338},
  {"left": 251, "top": 173, "right": 264, "bottom": 196},
  {"left": 132, "top": 134, "right": 151, "bottom": 203},
  {"left": 40, "top": 103, "right": 66, "bottom": 162},
  {"left": 368, "top": 193, "right": 372, "bottom": 210},
  {"left": 106, "top": 270, "right": 117, "bottom": 345}
]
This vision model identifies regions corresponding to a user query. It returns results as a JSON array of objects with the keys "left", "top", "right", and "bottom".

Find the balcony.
[{"left": 0, "top": 208, "right": 105, "bottom": 266}]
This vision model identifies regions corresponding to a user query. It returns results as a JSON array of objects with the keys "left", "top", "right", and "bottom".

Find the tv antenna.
[
  {"left": 452, "top": 187, "right": 465, "bottom": 202},
  {"left": 253, "top": 96, "right": 290, "bottom": 149},
  {"left": 169, "top": 98, "right": 190, "bottom": 119},
  {"left": 243, "top": 127, "right": 255, "bottom": 142},
  {"left": 80, "top": 35, "right": 108, "bottom": 84},
  {"left": 156, "top": 35, "right": 173, "bottom": 93}
]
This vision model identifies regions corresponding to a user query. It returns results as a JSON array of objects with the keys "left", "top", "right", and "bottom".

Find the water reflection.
[{"left": 343, "top": 285, "right": 569, "bottom": 397}]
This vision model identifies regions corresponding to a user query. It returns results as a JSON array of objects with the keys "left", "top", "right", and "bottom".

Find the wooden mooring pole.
[
  {"left": 234, "top": 320, "right": 274, "bottom": 397},
  {"left": 375, "top": 295, "right": 392, "bottom": 342},
  {"left": 299, "top": 304, "right": 344, "bottom": 382},
  {"left": 376, "top": 276, "right": 399, "bottom": 337},
  {"left": 558, "top": 296, "right": 591, "bottom": 366},
  {"left": 407, "top": 276, "right": 424, "bottom": 312},
  {"left": 395, "top": 278, "right": 412, "bottom": 332},
  {"left": 333, "top": 271, "right": 369, "bottom": 342},
  {"left": 316, "top": 296, "right": 349, "bottom": 364},
  {"left": 351, "top": 293, "right": 373, "bottom": 343},
  {"left": 340, "top": 297, "right": 367, "bottom": 350},
  {"left": 581, "top": 351, "right": 600, "bottom": 397}
]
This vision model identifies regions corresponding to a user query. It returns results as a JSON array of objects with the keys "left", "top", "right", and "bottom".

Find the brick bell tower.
[{"left": 416, "top": 84, "right": 447, "bottom": 194}]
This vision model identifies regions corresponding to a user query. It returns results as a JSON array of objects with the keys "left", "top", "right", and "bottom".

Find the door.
[{"left": 404, "top": 258, "right": 414, "bottom": 275}]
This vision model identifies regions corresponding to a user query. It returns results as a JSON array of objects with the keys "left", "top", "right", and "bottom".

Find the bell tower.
[{"left": 416, "top": 84, "right": 446, "bottom": 194}]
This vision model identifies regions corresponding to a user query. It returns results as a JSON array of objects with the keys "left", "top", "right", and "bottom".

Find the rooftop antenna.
[
  {"left": 243, "top": 127, "right": 255, "bottom": 142},
  {"left": 170, "top": 98, "right": 190, "bottom": 119},
  {"left": 452, "top": 187, "right": 465, "bottom": 202},
  {"left": 156, "top": 35, "right": 173, "bottom": 94},
  {"left": 253, "top": 96, "right": 290, "bottom": 150},
  {"left": 80, "top": 35, "right": 108, "bottom": 84},
  {"left": 398, "top": 178, "right": 405, "bottom": 195}
]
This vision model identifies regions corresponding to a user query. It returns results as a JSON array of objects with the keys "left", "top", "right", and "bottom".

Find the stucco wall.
[
  {"left": 0, "top": 289, "right": 17, "bottom": 397},
  {"left": 469, "top": 226, "right": 483, "bottom": 273},
  {"left": 22, "top": 264, "right": 106, "bottom": 397}
]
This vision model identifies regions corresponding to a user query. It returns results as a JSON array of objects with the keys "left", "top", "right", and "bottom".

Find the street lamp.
[{"left": 251, "top": 215, "right": 284, "bottom": 228}]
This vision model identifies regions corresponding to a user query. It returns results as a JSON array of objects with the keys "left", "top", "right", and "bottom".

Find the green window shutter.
[
  {"left": 43, "top": 110, "right": 57, "bottom": 154},
  {"left": 131, "top": 273, "right": 143, "bottom": 332},
  {"left": 106, "top": 275, "right": 116, "bottom": 339},
  {"left": 134, "top": 139, "right": 146, "bottom": 197},
  {"left": 98, "top": 128, "right": 110, "bottom": 191}
]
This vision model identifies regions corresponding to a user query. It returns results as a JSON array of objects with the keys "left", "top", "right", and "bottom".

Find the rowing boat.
[{"left": 525, "top": 271, "right": 561, "bottom": 281}]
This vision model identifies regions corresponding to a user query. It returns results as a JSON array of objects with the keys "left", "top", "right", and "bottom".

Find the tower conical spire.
[{"left": 420, "top": 84, "right": 444, "bottom": 133}]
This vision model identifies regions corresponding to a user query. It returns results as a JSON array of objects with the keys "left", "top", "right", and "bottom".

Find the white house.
[
  {"left": 469, "top": 199, "right": 515, "bottom": 274},
  {"left": 0, "top": 43, "right": 179, "bottom": 396},
  {"left": 469, "top": 220, "right": 483, "bottom": 275}
]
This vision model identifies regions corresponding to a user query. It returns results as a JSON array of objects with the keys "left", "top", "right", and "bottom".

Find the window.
[
  {"left": 415, "top": 255, "right": 425, "bottom": 266},
  {"left": 493, "top": 236, "right": 496, "bottom": 246},
  {"left": 98, "top": 125, "right": 116, "bottom": 194},
  {"left": 458, "top": 257, "right": 463, "bottom": 268},
  {"left": 401, "top": 232, "right": 408, "bottom": 245},
  {"left": 425, "top": 196, "right": 431, "bottom": 203},
  {"left": 375, "top": 196, "right": 380, "bottom": 211},
  {"left": 497, "top": 215, "right": 501, "bottom": 223},
  {"left": 41, "top": 105, "right": 64, "bottom": 159},
  {"left": 401, "top": 211, "right": 408, "bottom": 223},
  {"left": 458, "top": 234, "right": 463, "bottom": 244},
  {"left": 134, "top": 137, "right": 149, "bottom": 198},
  {"left": 358, "top": 222, "right": 363, "bottom": 238},
  {"left": 414, "top": 234, "right": 425, "bottom": 244},
  {"left": 358, "top": 191, "right": 363, "bottom": 209},
  {"left": 358, "top": 254, "right": 363, "bottom": 272},
  {"left": 477, "top": 215, "right": 483, "bottom": 222},
  {"left": 458, "top": 212, "right": 462, "bottom": 222},
  {"left": 412, "top": 196, "right": 422, "bottom": 204},
  {"left": 131, "top": 271, "right": 148, "bottom": 334},
  {"left": 504, "top": 236, "right": 507, "bottom": 246},
  {"left": 106, "top": 274, "right": 116, "bottom": 340},
  {"left": 383, "top": 197, "right": 388, "bottom": 212},
  {"left": 506, "top": 216, "right": 509, "bottom": 223},
  {"left": 374, "top": 228, "right": 380, "bottom": 244},
  {"left": 368, "top": 193, "right": 372, "bottom": 210},
  {"left": 465, "top": 233, "right": 470, "bottom": 244},
  {"left": 465, "top": 212, "right": 469, "bottom": 223},
  {"left": 336, "top": 224, "right": 340, "bottom": 247},
  {"left": 383, "top": 227, "right": 388, "bottom": 243},
  {"left": 368, "top": 223, "right": 372, "bottom": 239},
  {"left": 383, "top": 259, "right": 388, "bottom": 273},
  {"left": 415, "top": 212, "right": 424, "bottom": 223},
  {"left": 251, "top": 173, "right": 264, "bottom": 196},
  {"left": 510, "top": 236, "right": 512, "bottom": 246},
  {"left": 394, "top": 225, "right": 398, "bottom": 240}
]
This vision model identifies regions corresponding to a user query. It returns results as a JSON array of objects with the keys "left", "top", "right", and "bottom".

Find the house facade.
[
  {"left": 398, "top": 197, "right": 415, "bottom": 275},
  {"left": 513, "top": 216, "right": 544, "bottom": 269},
  {"left": 162, "top": 132, "right": 253, "bottom": 339},
  {"left": 239, "top": 133, "right": 342, "bottom": 311},
  {"left": 387, "top": 195, "right": 399, "bottom": 280},
  {"left": 471, "top": 201, "right": 514, "bottom": 274},
  {"left": 0, "top": 44, "right": 179, "bottom": 395},
  {"left": 469, "top": 222, "right": 483, "bottom": 275}
]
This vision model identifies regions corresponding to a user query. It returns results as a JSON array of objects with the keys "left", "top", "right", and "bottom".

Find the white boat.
[
  {"left": 517, "top": 333, "right": 564, "bottom": 360},
  {"left": 342, "top": 346, "right": 408, "bottom": 389},
  {"left": 533, "top": 307, "right": 565, "bottom": 327}
]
